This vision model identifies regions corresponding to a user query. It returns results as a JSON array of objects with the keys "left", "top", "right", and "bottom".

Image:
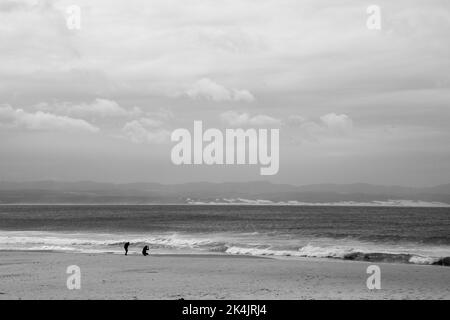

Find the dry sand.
[{"left": 0, "top": 251, "right": 449, "bottom": 300}]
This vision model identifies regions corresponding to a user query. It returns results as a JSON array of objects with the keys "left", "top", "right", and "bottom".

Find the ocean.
[{"left": 0, "top": 205, "right": 449, "bottom": 266}]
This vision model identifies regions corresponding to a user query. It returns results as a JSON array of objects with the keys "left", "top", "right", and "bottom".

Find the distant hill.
[{"left": 0, "top": 180, "right": 449, "bottom": 205}]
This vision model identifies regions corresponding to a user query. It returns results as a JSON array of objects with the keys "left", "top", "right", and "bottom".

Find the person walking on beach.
[
  {"left": 142, "top": 245, "right": 149, "bottom": 256},
  {"left": 124, "top": 242, "right": 130, "bottom": 255}
]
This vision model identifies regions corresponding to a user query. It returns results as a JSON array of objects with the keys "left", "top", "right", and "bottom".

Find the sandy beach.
[{"left": 0, "top": 251, "right": 449, "bottom": 300}]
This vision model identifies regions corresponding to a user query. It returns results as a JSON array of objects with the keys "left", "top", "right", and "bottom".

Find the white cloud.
[
  {"left": 231, "top": 89, "right": 256, "bottom": 103},
  {"left": 0, "top": 0, "right": 448, "bottom": 104},
  {"left": 285, "top": 115, "right": 307, "bottom": 126},
  {"left": 138, "top": 118, "right": 164, "bottom": 128},
  {"left": 320, "top": 113, "right": 353, "bottom": 132},
  {"left": 146, "top": 108, "right": 174, "bottom": 121},
  {"left": 36, "top": 99, "right": 142, "bottom": 119},
  {"left": 220, "top": 111, "right": 281, "bottom": 127},
  {"left": 186, "top": 78, "right": 255, "bottom": 102},
  {"left": 122, "top": 118, "right": 170, "bottom": 144},
  {"left": 249, "top": 114, "right": 281, "bottom": 126},
  {"left": 0, "top": 105, "right": 99, "bottom": 133},
  {"left": 284, "top": 113, "right": 353, "bottom": 142}
]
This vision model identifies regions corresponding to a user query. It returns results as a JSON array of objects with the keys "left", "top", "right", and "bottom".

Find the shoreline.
[
  {"left": 1, "top": 248, "right": 448, "bottom": 267},
  {"left": 0, "top": 250, "right": 449, "bottom": 299}
]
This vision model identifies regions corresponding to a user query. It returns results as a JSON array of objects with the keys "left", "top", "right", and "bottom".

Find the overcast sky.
[{"left": 0, "top": 0, "right": 449, "bottom": 186}]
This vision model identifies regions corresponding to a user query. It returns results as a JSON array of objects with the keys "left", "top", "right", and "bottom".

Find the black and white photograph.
[{"left": 0, "top": 0, "right": 449, "bottom": 305}]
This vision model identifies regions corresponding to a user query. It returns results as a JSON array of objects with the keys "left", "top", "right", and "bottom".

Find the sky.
[{"left": 0, "top": 0, "right": 449, "bottom": 186}]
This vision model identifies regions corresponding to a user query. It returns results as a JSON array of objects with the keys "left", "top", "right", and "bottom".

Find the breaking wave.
[{"left": 1, "top": 230, "right": 449, "bottom": 266}]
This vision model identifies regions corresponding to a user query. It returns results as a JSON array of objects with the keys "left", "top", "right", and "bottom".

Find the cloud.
[
  {"left": 320, "top": 113, "right": 353, "bottom": 132},
  {"left": 1, "top": 0, "right": 448, "bottom": 103},
  {"left": 220, "top": 111, "right": 281, "bottom": 127},
  {"left": 284, "top": 113, "right": 353, "bottom": 142},
  {"left": 285, "top": 115, "right": 307, "bottom": 126},
  {"left": 0, "top": 105, "right": 99, "bottom": 133},
  {"left": 145, "top": 107, "right": 174, "bottom": 121},
  {"left": 36, "top": 99, "right": 142, "bottom": 119},
  {"left": 231, "top": 89, "right": 256, "bottom": 103},
  {"left": 196, "top": 27, "right": 265, "bottom": 53},
  {"left": 122, "top": 118, "right": 170, "bottom": 144},
  {"left": 0, "top": 0, "right": 28, "bottom": 13},
  {"left": 220, "top": 111, "right": 353, "bottom": 137},
  {"left": 186, "top": 78, "right": 255, "bottom": 102}
]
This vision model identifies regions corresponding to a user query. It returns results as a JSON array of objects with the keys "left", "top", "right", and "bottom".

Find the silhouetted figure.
[
  {"left": 142, "top": 245, "right": 149, "bottom": 256},
  {"left": 124, "top": 242, "right": 130, "bottom": 255}
]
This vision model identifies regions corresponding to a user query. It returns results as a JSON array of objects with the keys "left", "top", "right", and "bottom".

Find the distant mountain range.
[{"left": 0, "top": 180, "right": 450, "bottom": 206}]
